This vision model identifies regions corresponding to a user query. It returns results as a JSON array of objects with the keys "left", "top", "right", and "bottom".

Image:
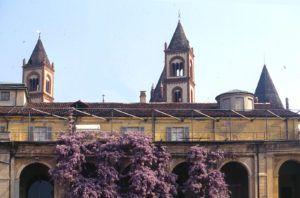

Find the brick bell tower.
[
  {"left": 150, "top": 21, "right": 195, "bottom": 103},
  {"left": 22, "top": 35, "right": 54, "bottom": 102}
]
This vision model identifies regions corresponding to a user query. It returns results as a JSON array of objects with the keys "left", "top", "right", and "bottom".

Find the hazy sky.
[{"left": 1, "top": 0, "right": 300, "bottom": 109}]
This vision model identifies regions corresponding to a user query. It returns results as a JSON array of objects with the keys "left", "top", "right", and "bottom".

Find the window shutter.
[
  {"left": 47, "top": 127, "right": 53, "bottom": 141},
  {"left": 184, "top": 127, "right": 190, "bottom": 141},
  {"left": 166, "top": 127, "right": 172, "bottom": 141},
  {"left": 121, "top": 127, "right": 127, "bottom": 135},
  {"left": 139, "top": 127, "right": 145, "bottom": 132},
  {"left": 28, "top": 126, "right": 34, "bottom": 141}
]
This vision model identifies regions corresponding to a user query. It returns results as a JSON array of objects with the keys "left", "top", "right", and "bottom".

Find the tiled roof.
[
  {"left": 25, "top": 38, "right": 50, "bottom": 67},
  {"left": 168, "top": 21, "right": 190, "bottom": 51},
  {"left": 254, "top": 65, "right": 283, "bottom": 109},
  {"left": 0, "top": 102, "right": 298, "bottom": 118}
]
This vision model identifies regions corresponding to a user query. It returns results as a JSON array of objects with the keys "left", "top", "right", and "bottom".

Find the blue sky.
[{"left": 1, "top": 0, "right": 300, "bottom": 109}]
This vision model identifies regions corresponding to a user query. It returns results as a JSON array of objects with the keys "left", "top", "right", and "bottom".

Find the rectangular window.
[
  {"left": 0, "top": 126, "right": 5, "bottom": 132},
  {"left": 28, "top": 126, "right": 52, "bottom": 141},
  {"left": 166, "top": 127, "right": 189, "bottom": 141},
  {"left": 0, "top": 91, "right": 10, "bottom": 101},
  {"left": 121, "top": 127, "right": 145, "bottom": 134},
  {"left": 234, "top": 97, "right": 244, "bottom": 111}
]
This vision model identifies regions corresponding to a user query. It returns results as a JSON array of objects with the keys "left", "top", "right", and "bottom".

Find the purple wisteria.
[
  {"left": 183, "top": 145, "right": 229, "bottom": 198},
  {"left": 49, "top": 116, "right": 177, "bottom": 198}
]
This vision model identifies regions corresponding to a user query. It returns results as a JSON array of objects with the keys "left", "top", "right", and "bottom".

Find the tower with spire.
[
  {"left": 22, "top": 36, "right": 54, "bottom": 102},
  {"left": 150, "top": 21, "right": 195, "bottom": 103},
  {"left": 254, "top": 65, "right": 283, "bottom": 108}
]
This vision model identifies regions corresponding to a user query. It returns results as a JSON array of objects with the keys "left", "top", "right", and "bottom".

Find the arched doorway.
[
  {"left": 279, "top": 160, "right": 300, "bottom": 198},
  {"left": 172, "top": 162, "right": 190, "bottom": 198},
  {"left": 221, "top": 162, "right": 249, "bottom": 198},
  {"left": 20, "top": 163, "right": 53, "bottom": 198}
]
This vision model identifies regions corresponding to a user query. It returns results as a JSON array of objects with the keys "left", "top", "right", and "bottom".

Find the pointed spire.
[
  {"left": 26, "top": 37, "right": 50, "bottom": 67},
  {"left": 254, "top": 65, "right": 283, "bottom": 108},
  {"left": 168, "top": 21, "right": 189, "bottom": 51}
]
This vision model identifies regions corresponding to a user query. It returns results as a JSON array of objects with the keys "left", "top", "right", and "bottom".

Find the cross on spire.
[{"left": 36, "top": 30, "right": 41, "bottom": 39}]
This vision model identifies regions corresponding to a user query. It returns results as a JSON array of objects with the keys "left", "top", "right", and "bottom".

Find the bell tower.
[
  {"left": 22, "top": 35, "right": 54, "bottom": 102},
  {"left": 164, "top": 21, "right": 195, "bottom": 103},
  {"left": 150, "top": 21, "right": 195, "bottom": 103}
]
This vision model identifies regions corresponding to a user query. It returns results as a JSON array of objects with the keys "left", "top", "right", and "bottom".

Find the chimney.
[
  {"left": 140, "top": 91, "right": 146, "bottom": 103},
  {"left": 254, "top": 97, "right": 259, "bottom": 103},
  {"left": 286, "top": 97, "right": 289, "bottom": 110},
  {"left": 52, "top": 62, "right": 55, "bottom": 69},
  {"left": 164, "top": 42, "right": 167, "bottom": 50},
  {"left": 23, "top": 58, "right": 26, "bottom": 66}
]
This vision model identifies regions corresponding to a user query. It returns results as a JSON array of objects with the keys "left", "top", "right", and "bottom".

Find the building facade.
[{"left": 0, "top": 22, "right": 300, "bottom": 198}]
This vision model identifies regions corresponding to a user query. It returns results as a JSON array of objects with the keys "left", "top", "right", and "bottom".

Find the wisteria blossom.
[
  {"left": 49, "top": 116, "right": 177, "bottom": 198},
  {"left": 183, "top": 145, "right": 229, "bottom": 198}
]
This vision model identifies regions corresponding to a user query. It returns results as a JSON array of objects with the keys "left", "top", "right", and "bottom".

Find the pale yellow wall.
[{"left": 1, "top": 115, "right": 299, "bottom": 142}]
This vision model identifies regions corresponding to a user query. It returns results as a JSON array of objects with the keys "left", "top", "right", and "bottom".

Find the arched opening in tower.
[
  {"left": 19, "top": 163, "right": 53, "bottom": 198},
  {"left": 279, "top": 160, "right": 300, "bottom": 198},
  {"left": 221, "top": 161, "right": 249, "bottom": 198},
  {"left": 173, "top": 89, "right": 182, "bottom": 102}
]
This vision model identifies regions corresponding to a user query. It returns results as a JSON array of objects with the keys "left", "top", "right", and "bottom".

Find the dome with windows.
[{"left": 215, "top": 89, "right": 254, "bottom": 111}]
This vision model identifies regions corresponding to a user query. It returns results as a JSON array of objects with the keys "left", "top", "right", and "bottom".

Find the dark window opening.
[
  {"left": 29, "top": 78, "right": 39, "bottom": 91},
  {"left": 172, "top": 62, "right": 184, "bottom": 77},
  {"left": 0, "top": 91, "right": 10, "bottom": 101},
  {"left": 174, "top": 89, "right": 182, "bottom": 102}
]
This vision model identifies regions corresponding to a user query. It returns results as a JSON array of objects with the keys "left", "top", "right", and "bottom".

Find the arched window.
[
  {"left": 171, "top": 62, "right": 184, "bottom": 77},
  {"left": 46, "top": 76, "right": 51, "bottom": 93},
  {"left": 173, "top": 88, "right": 182, "bottom": 102},
  {"left": 29, "top": 75, "right": 39, "bottom": 91}
]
